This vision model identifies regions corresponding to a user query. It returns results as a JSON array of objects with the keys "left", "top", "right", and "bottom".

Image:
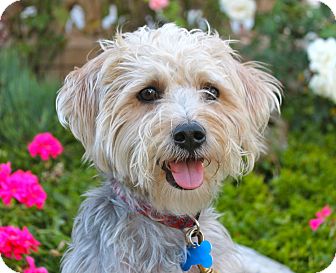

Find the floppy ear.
[
  {"left": 56, "top": 52, "right": 107, "bottom": 150},
  {"left": 238, "top": 62, "right": 282, "bottom": 131}
]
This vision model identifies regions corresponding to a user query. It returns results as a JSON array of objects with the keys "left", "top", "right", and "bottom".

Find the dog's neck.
[{"left": 110, "top": 178, "right": 199, "bottom": 230}]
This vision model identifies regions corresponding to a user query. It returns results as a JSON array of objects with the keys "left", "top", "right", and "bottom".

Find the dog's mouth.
[{"left": 162, "top": 159, "right": 204, "bottom": 190}]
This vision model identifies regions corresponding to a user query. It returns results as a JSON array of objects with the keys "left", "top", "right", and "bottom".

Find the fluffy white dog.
[{"left": 56, "top": 23, "right": 281, "bottom": 273}]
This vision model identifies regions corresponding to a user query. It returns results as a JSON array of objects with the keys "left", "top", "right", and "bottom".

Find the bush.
[
  {"left": 0, "top": 49, "right": 60, "bottom": 146},
  {"left": 5, "top": 0, "right": 66, "bottom": 74},
  {"left": 0, "top": 48, "right": 99, "bottom": 272},
  {"left": 217, "top": 131, "right": 336, "bottom": 273}
]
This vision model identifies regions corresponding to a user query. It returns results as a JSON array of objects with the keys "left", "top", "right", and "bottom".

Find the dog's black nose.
[{"left": 173, "top": 122, "right": 206, "bottom": 152}]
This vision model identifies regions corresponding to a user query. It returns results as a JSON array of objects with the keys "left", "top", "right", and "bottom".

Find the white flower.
[
  {"left": 187, "top": 9, "right": 203, "bottom": 26},
  {"left": 305, "top": 0, "right": 321, "bottom": 8},
  {"left": 307, "top": 38, "right": 336, "bottom": 74},
  {"left": 307, "top": 37, "right": 336, "bottom": 103},
  {"left": 325, "top": 67, "right": 336, "bottom": 103},
  {"left": 20, "top": 6, "right": 37, "bottom": 19},
  {"left": 186, "top": 9, "right": 208, "bottom": 30},
  {"left": 65, "top": 5, "right": 85, "bottom": 33},
  {"left": 102, "top": 5, "right": 118, "bottom": 30},
  {"left": 309, "top": 68, "right": 336, "bottom": 103},
  {"left": 230, "top": 17, "right": 254, "bottom": 34},
  {"left": 220, "top": 0, "right": 256, "bottom": 21},
  {"left": 309, "top": 74, "right": 329, "bottom": 97},
  {"left": 219, "top": 0, "right": 256, "bottom": 33}
]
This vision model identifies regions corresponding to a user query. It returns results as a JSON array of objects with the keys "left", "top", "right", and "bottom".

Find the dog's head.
[{"left": 56, "top": 24, "right": 281, "bottom": 215}]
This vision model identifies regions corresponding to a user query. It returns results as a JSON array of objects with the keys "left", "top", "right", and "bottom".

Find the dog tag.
[
  {"left": 181, "top": 220, "right": 217, "bottom": 272},
  {"left": 181, "top": 240, "right": 213, "bottom": 271}
]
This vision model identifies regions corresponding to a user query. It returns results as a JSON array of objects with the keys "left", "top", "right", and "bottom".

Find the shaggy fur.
[{"left": 56, "top": 24, "right": 281, "bottom": 273}]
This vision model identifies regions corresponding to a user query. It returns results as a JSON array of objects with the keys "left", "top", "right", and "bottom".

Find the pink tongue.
[{"left": 169, "top": 161, "right": 204, "bottom": 190}]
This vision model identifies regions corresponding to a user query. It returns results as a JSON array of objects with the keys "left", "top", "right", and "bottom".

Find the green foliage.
[
  {"left": 7, "top": 0, "right": 66, "bottom": 74},
  {"left": 0, "top": 48, "right": 63, "bottom": 147},
  {"left": 0, "top": 49, "right": 59, "bottom": 151},
  {"left": 217, "top": 131, "right": 336, "bottom": 273},
  {"left": 283, "top": 92, "right": 336, "bottom": 136},
  {"left": 0, "top": 48, "right": 97, "bottom": 272}
]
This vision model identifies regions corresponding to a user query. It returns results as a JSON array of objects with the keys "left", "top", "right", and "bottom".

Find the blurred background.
[{"left": 0, "top": 0, "right": 335, "bottom": 272}]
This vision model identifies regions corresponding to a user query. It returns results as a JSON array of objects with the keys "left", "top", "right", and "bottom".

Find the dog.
[{"left": 56, "top": 23, "right": 281, "bottom": 273}]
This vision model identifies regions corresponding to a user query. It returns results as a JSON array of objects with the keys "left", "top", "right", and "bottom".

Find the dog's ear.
[
  {"left": 237, "top": 62, "right": 282, "bottom": 131},
  {"left": 56, "top": 52, "right": 107, "bottom": 150}
]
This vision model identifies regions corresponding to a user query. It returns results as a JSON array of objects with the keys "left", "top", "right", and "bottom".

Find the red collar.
[
  {"left": 111, "top": 182, "right": 198, "bottom": 230},
  {"left": 136, "top": 206, "right": 199, "bottom": 230}
]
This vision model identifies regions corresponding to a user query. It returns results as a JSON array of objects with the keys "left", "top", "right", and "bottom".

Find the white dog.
[{"left": 56, "top": 23, "right": 281, "bottom": 273}]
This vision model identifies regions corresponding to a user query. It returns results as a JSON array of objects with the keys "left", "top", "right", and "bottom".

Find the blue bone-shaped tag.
[{"left": 181, "top": 240, "right": 213, "bottom": 271}]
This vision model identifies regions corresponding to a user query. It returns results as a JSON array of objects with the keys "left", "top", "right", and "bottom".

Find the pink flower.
[
  {"left": 316, "top": 205, "right": 332, "bottom": 219},
  {"left": 24, "top": 256, "right": 48, "bottom": 273},
  {"left": 9, "top": 170, "right": 47, "bottom": 209},
  {"left": 0, "top": 171, "right": 18, "bottom": 206},
  {"left": 28, "top": 132, "right": 63, "bottom": 161},
  {"left": 0, "top": 162, "right": 11, "bottom": 182},
  {"left": 309, "top": 218, "right": 324, "bottom": 231},
  {"left": 0, "top": 167, "right": 47, "bottom": 209},
  {"left": 149, "top": 0, "right": 169, "bottom": 11},
  {"left": 309, "top": 205, "right": 333, "bottom": 231},
  {"left": 0, "top": 226, "right": 40, "bottom": 260},
  {"left": 0, "top": 162, "right": 12, "bottom": 204}
]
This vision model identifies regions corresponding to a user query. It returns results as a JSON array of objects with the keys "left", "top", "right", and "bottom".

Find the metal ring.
[
  {"left": 191, "top": 216, "right": 200, "bottom": 230},
  {"left": 185, "top": 226, "right": 204, "bottom": 247}
]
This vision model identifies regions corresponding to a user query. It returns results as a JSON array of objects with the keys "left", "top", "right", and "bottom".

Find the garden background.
[{"left": 0, "top": 0, "right": 335, "bottom": 272}]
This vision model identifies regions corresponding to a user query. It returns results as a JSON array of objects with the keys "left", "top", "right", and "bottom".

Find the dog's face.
[{"left": 57, "top": 24, "right": 281, "bottom": 215}]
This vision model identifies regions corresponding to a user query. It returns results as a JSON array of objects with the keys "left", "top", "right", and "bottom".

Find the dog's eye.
[
  {"left": 203, "top": 86, "right": 219, "bottom": 100},
  {"left": 138, "top": 87, "right": 161, "bottom": 102}
]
